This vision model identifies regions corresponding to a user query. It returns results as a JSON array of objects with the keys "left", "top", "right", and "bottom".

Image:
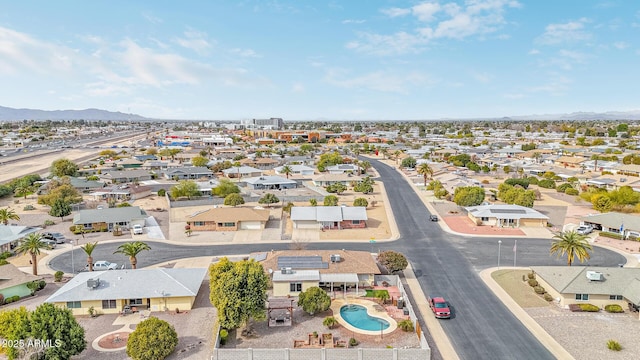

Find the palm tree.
[
  {"left": 81, "top": 242, "right": 98, "bottom": 272},
  {"left": 550, "top": 230, "right": 593, "bottom": 266},
  {"left": 591, "top": 154, "right": 600, "bottom": 172},
  {"left": 15, "top": 233, "right": 46, "bottom": 275},
  {"left": 281, "top": 165, "right": 293, "bottom": 179},
  {"left": 0, "top": 207, "right": 20, "bottom": 225},
  {"left": 417, "top": 163, "right": 434, "bottom": 187},
  {"left": 360, "top": 161, "right": 371, "bottom": 175},
  {"left": 113, "top": 241, "right": 151, "bottom": 269},
  {"left": 393, "top": 150, "right": 403, "bottom": 165}
]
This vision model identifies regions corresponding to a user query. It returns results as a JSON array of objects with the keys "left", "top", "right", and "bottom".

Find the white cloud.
[
  {"left": 342, "top": 19, "right": 366, "bottom": 24},
  {"left": 381, "top": 7, "right": 411, "bottom": 18},
  {"left": 528, "top": 75, "right": 572, "bottom": 96},
  {"left": 230, "top": 48, "right": 262, "bottom": 58},
  {"left": 503, "top": 93, "right": 525, "bottom": 99},
  {"left": 172, "top": 29, "right": 213, "bottom": 55},
  {"left": 536, "top": 19, "right": 591, "bottom": 45},
  {"left": 472, "top": 71, "right": 492, "bottom": 83},
  {"left": 291, "top": 83, "right": 305, "bottom": 93},
  {"left": 323, "top": 68, "right": 434, "bottom": 93},
  {"left": 351, "top": 0, "right": 521, "bottom": 55},
  {"left": 142, "top": 12, "right": 163, "bottom": 24},
  {"left": 613, "top": 41, "right": 629, "bottom": 50},
  {"left": 528, "top": 49, "right": 540, "bottom": 55}
]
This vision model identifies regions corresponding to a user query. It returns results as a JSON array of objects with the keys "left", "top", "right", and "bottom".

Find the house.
[
  {"left": 239, "top": 157, "right": 280, "bottom": 170},
  {"left": 186, "top": 207, "right": 270, "bottom": 231},
  {"left": 243, "top": 176, "right": 297, "bottom": 190},
  {"left": 290, "top": 206, "right": 368, "bottom": 230},
  {"left": 116, "top": 158, "right": 144, "bottom": 169},
  {"left": 99, "top": 169, "right": 153, "bottom": 184},
  {"left": 274, "top": 164, "right": 315, "bottom": 176},
  {"left": 72, "top": 206, "right": 147, "bottom": 232},
  {"left": 163, "top": 166, "right": 214, "bottom": 180},
  {"left": 68, "top": 177, "right": 106, "bottom": 193},
  {"left": 222, "top": 166, "right": 262, "bottom": 178},
  {"left": 251, "top": 249, "right": 380, "bottom": 297},
  {"left": 312, "top": 173, "right": 361, "bottom": 187},
  {"left": 465, "top": 204, "right": 549, "bottom": 227},
  {"left": 134, "top": 155, "right": 158, "bottom": 162},
  {"left": 45, "top": 268, "right": 207, "bottom": 315},
  {"left": 531, "top": 266, "right": 640, "bottom": 310},
  {"left": 326, "top": 164, "right": 359, "bottom": 174},
  {"left": 0, "top": 263, "right": 41, "bottom": 299},
  {"left": 0, "top": 225, "right": 42, "bottom": 252},
  {"left": 579, "top": 212, "right": 640, "bottom": 239}
]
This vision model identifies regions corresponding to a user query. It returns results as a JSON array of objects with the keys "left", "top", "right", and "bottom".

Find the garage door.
[
  {"left": 240, "top": 221, "right": 262, "bottom": 230},
  {"left": 295, "top": 221, "right": 319, "bottom": 229}
]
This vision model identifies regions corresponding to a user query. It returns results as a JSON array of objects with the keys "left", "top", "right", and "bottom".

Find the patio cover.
[{"left": 319, "top": 273, "right": 359, "bottom": 283}]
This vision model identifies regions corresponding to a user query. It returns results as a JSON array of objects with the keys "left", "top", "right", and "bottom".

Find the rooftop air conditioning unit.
[
  {"left": 281, "top": 267, "right": 293, "bottom": 274},
  {"left": 87, "top": 278, "right": 100, "bottom": 289},
  {"left": 330, "top": 254, "right": 341, "bottom": 263},
  {"left": 586, "top": 271, "right": 604, "bottom": 281}
]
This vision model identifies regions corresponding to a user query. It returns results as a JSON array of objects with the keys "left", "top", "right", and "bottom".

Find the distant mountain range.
[
  {"left": 504, "top": 110, "right": 640, "bottom": 121},
  {"left": 0, "top": 106, "right": 147, "bottom": 121}
]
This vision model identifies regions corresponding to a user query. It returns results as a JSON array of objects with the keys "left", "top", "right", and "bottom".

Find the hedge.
[
  {"left": 578, "top": 304, "right": 600, "bottom": 312},
  {"left": 599, "top": 232, "right": 624, "bottom": 240},
  {"left": 604, "top": 304, "right": 624, "bottom": 313}
]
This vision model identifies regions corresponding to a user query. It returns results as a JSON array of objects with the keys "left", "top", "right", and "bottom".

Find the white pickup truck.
[{"left": 132, "top": 224, "right": 144, "bottom": 235}]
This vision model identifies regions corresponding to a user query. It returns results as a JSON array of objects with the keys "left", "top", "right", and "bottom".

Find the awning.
[{"left": 319, "top": 273, "right": 359, "bottom": 283}]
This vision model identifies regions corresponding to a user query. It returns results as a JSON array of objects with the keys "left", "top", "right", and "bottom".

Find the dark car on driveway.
[{"left": 429, "top": 296, "right": 451, "bottom": 319}]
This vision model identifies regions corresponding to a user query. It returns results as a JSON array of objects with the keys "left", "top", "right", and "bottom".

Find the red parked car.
[{"left": 429, "top": 296, "right": 451, "bottom": 319}]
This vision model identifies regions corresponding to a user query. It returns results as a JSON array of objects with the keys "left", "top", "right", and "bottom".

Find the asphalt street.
[{"left": 49, "top": 159, "right": 626, "bottom": 360}]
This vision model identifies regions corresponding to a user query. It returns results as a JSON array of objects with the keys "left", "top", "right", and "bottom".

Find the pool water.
[{"left": 340, "top": 304, "right": 390, "bottom": 331}]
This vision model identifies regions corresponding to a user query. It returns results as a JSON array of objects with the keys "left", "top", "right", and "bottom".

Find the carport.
[{"left": 320, "top": 273, "right": 360, "bottom": 296}]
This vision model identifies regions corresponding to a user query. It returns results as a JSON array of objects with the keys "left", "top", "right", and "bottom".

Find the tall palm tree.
[
  {"left": 81, "top": 242, "right": 98, "bottom": 272},
  {"left": 417, "top": 163, "right": 434, "bottom": 187},
  {"left": 0, "top": 207, "right": 20, "bottom": 225},
  {"left": 393, "top": 150, "right": 403, "bottom": 165},
  {"left": 281, "top": 165, "right": 293, "bottom": 179},
  {"left": 550, "top": 230, "right": 593, "bottom": 266},
  {"left": 15, "top": 233, "right": 46, "bottom": 275},
  {"left": 113, "top": 241, "right": 151, "bottom": 269}
]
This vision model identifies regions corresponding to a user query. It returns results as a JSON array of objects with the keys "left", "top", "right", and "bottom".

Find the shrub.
[
  {"left": 5, "top": 295, "right": 20, "bottom": 303},
  {"left": 578, "top": 304, "right": 600, "bottom": 312},
  {"left": 323, "top": 316, "right": 338, "bottom": 329},
  {"left": 607, "top": 339, "right": 622, "bottom": 351},
  {"left": 538, "top": 179, "right": 556, "bottom": 189},
  {"left": 604, "top": 304, "right": 624, "bottom": 313},
  {"left": 398, "top": 319, "right": 414, "bottom": 332},
  {"left": 54, "top": 271, "right": 64, "bottom": 282},
  {"left": 23, "top": 204, "right": 35, "bottom": 211},
  {"left": 543, "top": 293, "right": 554, "bottom": 302},
  {"left": 527, "top": 272, "right": 535, "bottom": 280},
  {"left": 533, "top": 286, "right": 546, "bottom": 294},
  {"left": 0, "top": 259, "right": 8, "bottom": 265},
  {"left": 127, "top": 317, "right": 178, "bottom": 360},
  {"left": 557, "top": 183, "right": 574, "bottom": 193},
  {"left": 527, "top": 279, "right": 538, "bottom": 287},
  {"left": 37, "top": 279, "right": 46, "bottom": 290},
  {"left": 43, "top": 220, "right": 55, "bottom": 226},
  {"left": 157, "top": 189, "right": 166, "bottom": 196},
  {"left": 599, "top": 231, "right": 624, "bottom": 240},
  {"left": 219, "top": 329, "right": 228, "bottom": 345},
  {"left": 565, "top": 188, "right": 579, "bottom": 196},
  {"left": 0, "top": 251, "right": 12, "bottom": 260},
  {"left": 349, "top": 337, "right": 359, "bottom": 347}
]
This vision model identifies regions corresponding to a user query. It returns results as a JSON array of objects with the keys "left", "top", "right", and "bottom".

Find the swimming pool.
[{"left": 340, "top": 304, "right": 390, "bottom": 331}]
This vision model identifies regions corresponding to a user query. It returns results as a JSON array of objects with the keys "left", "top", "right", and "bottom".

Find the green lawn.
[{"left": 365, "top": 289, "right": 389, "bottom": 298}]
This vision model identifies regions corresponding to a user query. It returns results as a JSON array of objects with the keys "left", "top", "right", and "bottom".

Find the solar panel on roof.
[
  {"left": 277, "top": 256, "right": 328, "bottom": 269},
  {"left": 252, "top": 252, "right": 267, "bottom": 262},
  {"left": 490, "top": 209, "right": 526, "bottom": 214}
]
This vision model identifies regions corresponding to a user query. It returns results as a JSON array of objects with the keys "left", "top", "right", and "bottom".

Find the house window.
[
  {"left": 609, "top": 295, "right": 623, "bottom": 300},
  {"left": 66, "top": 301, "right": 81, "bottom": 309},
  {"left": 481, "top": 217, "right": 489, "bottom": 221},
  {"left": 102, "top": 300, "right": 117, "bottom": 309},
  {"left": 129, "top": 298, "right": 143, "bottom": 305},
  {"left": 219, "top": 222, "right": 235, "bottom": 227},
  {"left": 575, "top": 294, "right": 589, "bottom": 301},
  {"left": 290, "top": 282, "right": 302, "bottom": 292},
  {"left": 194, "top": 221, "right": 205, "bottom": 226},
  {"left": 352, "top": 220, "right": 361, "bottom": 225}
]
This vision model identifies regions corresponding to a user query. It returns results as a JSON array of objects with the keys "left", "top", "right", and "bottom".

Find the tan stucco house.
[
  {"left": 187, "top": 207, "right": 270, "bottom": 231},
  {"left": 465, "top": 204, "right": 548, "bottom": 227},
  {"left": 45, "top": 268, "right": 206, "bottom": 316}
]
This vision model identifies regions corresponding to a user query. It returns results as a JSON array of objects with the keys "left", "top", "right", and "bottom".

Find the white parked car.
[
  {"left": 132, "top": 224, "right": 144, "bottom": 235},
  {"left": 89, "top": 261, "right": 118, "bottom": 271},
  {"left": 576, "top": 225, "right": 594, "bottom": 235}
]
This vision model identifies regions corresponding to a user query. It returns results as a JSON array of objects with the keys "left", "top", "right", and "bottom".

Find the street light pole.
[
  {"left": 498, "top": 240, "right": 502, "bottom": 269},
  {"left": 70, "top": 240, "right": 75, "bottom": 274}
]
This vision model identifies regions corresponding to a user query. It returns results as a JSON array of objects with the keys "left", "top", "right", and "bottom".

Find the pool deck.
[{"left": 331, "top": 297, "right": 397, "bottom": 336}]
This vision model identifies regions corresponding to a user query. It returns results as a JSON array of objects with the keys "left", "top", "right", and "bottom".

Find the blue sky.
[{"left": 0, "top": 1, "right": 639, "bottom": 120}]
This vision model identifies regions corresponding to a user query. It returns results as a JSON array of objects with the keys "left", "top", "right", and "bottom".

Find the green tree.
[
  {"left": 453, "top": 186, "right": 485, "bottom": 206},
  {"left": 377, "top": 250, "right": 408, "bottom": 273},
  {"left": 49, "top": 197, "right": 72, "bottom": 221},
  {"left": 316, "top": 151, "right": 344, "bottom": 172},
  {"left": 191, "top": 156, "right": 209, "bottom": 167},
  {"left": 0, "top": 207, "right": 20, "bottom": 225},
  {"left": 326, "top": 183, "right": 347, "bottom": 194},
  {"left": 50, "top": 158, "right": 79, "bottom": 177},
  {"left": 209, "top": 257, "right": 269, "bottom": 329},
  {"left": 280, "top": 165, "right": 293, "bottom": 179},
  {"left": 353, "top": 176, "right": 374, "bottom": 194},
  {"left": 298, "top": 286, "right": 331, "bottom": 316},
  {"left": 323, "top": 316, "right": 338, "bottom": 329},
  {"left": 170, "top": 180, "right": 201, "bottom": 200},
  {"left": 353, "top": 198, "right": 369, "bottom": 207},
  {"left": 29, "top": 303, "right": 86, "bottom": 359},
  {"left": 37, "top": 179, "right": 82, "bottom": 207},
  {"left": 417, "top": 163, "right": 433, "bottom": 187},
  {"left": 126, "top": 317, "right": 178, "bottom": 360},
  {"left": 401, "top": 156, "right": 417, "bottom": 169},
  {"left": 550, "top": 230, "right": 593, "bottom": 266},
  {"left": 324, "top": 195, "right": 339, "bottom": 206},
  {"left": 81, "top": 242, "right": 98, "bottom": 272},
  {"left": 224, "top": 193, "right": 245, "bottom": 207},
  {"left": 13, "top": 183, "right": 31, "bottom": 199},
  {"left": 213, "top": 179, "right": 240, "bottom": 197},
  {"left": 16, "top": 233, "right": 46, "bottom": 275},
  {"left": 258, "top": 193, "right": 280, "bottom": 207},
  {"left": 0, "top": 307, "right": 31, "bottom": 360},
  {"left": 309, "top": 198, "right": 318, "bottom": 206},
  {"left": 593, "top": 195, "right": 613, "bottom": 212},
  {"left": 113, "top": 241, "right": 151, "bottom": 269}
]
